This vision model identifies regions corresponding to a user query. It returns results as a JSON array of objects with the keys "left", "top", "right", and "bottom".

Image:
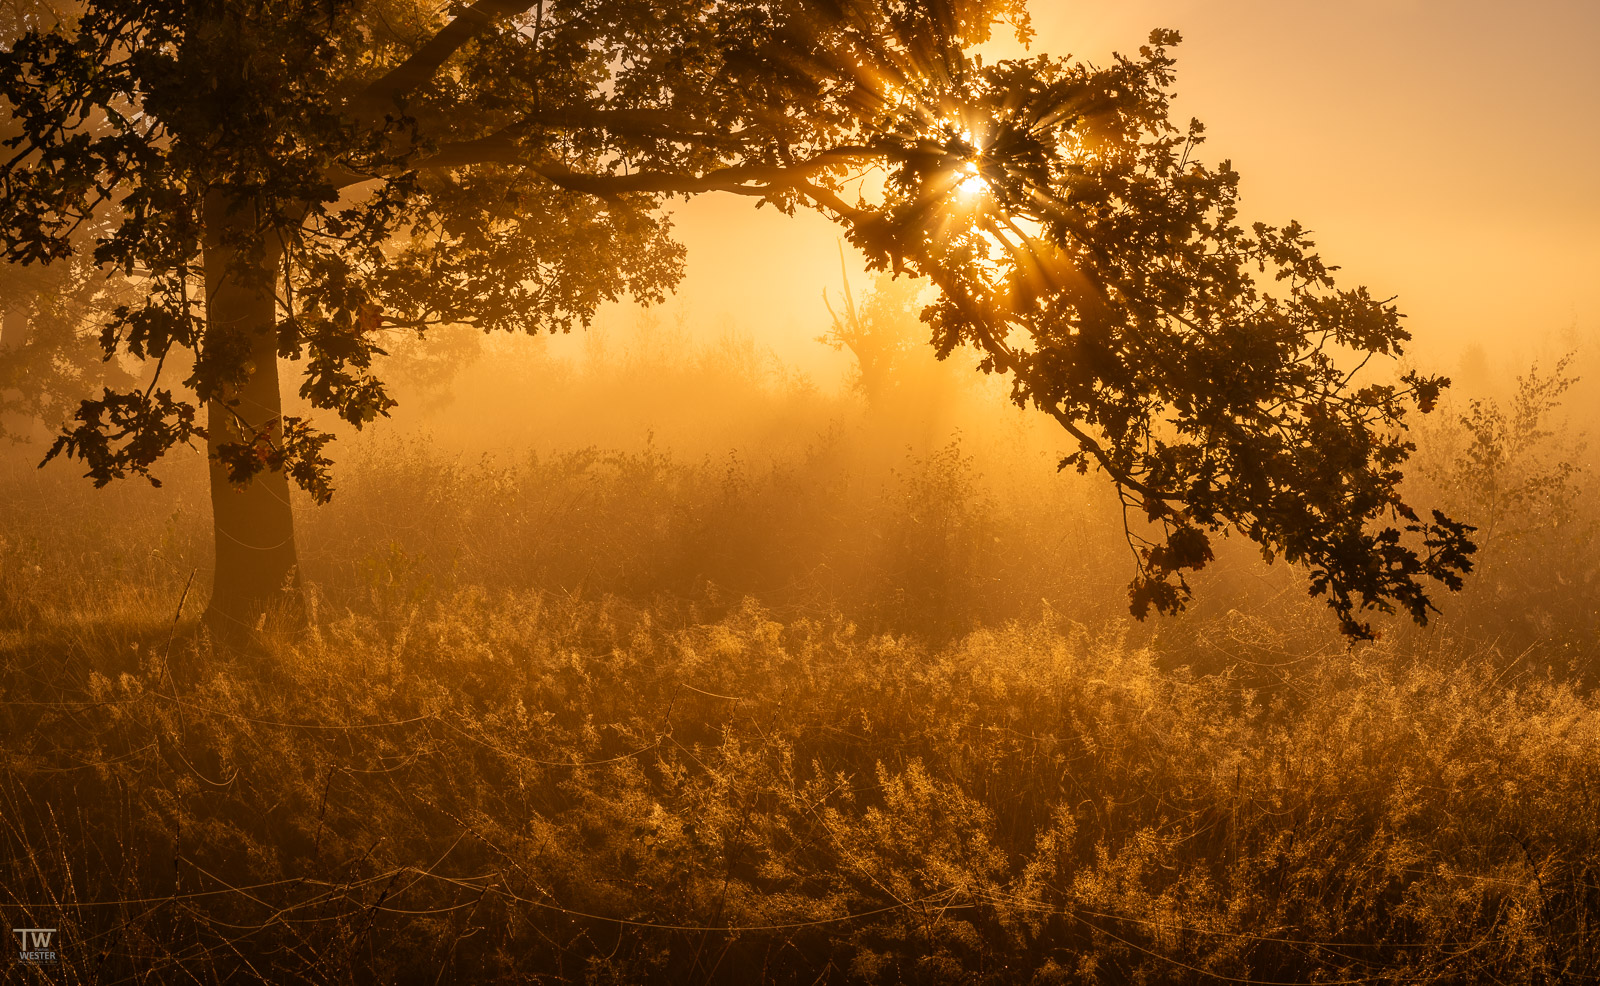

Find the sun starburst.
[{"left": 953, "top": 161, "right": 987, "bottom": 200}]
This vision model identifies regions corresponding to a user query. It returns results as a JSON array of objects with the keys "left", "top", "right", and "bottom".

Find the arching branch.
[{"left": 352, "top": 0, "right": 538, "bottom": 118}]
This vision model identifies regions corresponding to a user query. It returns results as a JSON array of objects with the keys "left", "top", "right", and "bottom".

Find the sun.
[{"left": 953, "top": 161, "right": 987, "bottom": 200}]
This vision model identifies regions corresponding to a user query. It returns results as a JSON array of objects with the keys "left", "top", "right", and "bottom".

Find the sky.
[{"left": 602, "top": 0, "right": 1600, "bottom": 388}]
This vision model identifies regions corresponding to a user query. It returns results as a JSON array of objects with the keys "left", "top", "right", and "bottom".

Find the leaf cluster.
[{"left": 831, "top": 29, "right": 1475, "bottom": 635}]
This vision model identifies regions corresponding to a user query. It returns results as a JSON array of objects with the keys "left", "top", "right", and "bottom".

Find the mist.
[{"left": 3, "top": 2, "right": 1599, "bottom": 983}]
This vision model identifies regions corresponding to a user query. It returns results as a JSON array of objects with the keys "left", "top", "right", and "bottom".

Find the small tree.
[
  {"left": 1436, "top": 357, "right": 1582, "bottom": 548},
  {"left": 0, "top": 1, "right": 1472, "bottom": 639},
  {"left": 821, "top": 245, "right": 926, "bottom": 406},
  {"left": 1413, "top": 357, "right": 1594, "bottom": 655}
]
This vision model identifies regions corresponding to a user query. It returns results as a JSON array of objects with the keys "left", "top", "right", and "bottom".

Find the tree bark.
[{"left": 201, "top": 190, "right": 303, "bottom": 638}]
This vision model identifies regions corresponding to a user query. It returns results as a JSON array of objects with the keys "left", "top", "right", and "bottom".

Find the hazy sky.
[{"left": 614, "top": 0, "right": 1599, "bottom": 384}]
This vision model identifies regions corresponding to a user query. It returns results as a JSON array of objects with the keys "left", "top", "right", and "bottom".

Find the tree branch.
[
  {"left": 352, "top": 0, "right": 538, "bottom": 117},
  {"left": 399, "top": 136, "right": 877, "bottom": 195}
]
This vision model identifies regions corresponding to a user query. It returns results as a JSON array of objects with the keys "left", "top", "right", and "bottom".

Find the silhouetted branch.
[{"left": 352, "top": 0, "right": 538, "bottom": 119}]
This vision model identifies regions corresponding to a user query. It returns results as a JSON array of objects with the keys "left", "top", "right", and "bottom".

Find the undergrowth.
[{"left": 1, "top": 591, "right": 1598, "bottom": 983}]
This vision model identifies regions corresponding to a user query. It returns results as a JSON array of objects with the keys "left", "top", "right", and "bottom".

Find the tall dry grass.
[{"left": 2, "top": 592, "right": 1597, "bottom": 983}]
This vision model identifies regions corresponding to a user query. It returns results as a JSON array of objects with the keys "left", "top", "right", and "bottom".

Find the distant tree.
[
  {"left": 0, "top": 0, "right": 134, "bottom": 442},
  {"left": 1435, "top": 357, "right": 1582, "bottom": 548},
  {"left": 821, "top": 245, "right": 925, "bottom": 406},
  {"left": 1412, "top": 356, "right": 1595, "bottom": 660},
  {"left": 0, "top": 253, "right": 136, "bottom": 442},
  {"left": 0, "top": 0, "right": 1472, "bottom": 639}
]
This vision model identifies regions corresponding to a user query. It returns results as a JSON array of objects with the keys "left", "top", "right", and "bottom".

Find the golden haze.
[{"left": 628, "top": 0, "right": 1600, "bottom": 385}]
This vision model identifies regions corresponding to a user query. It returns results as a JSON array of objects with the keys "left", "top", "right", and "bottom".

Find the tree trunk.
[
  {"left": 0, "top": 305, "right": 25, "bottom": 350},
  {"left": 201, "top": 190, "right": 303, "bottom": 638}
]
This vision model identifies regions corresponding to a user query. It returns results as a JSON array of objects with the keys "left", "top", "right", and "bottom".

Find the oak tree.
[{"left": 0, "top": 0, "right": 1473, "bottom": 638}]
